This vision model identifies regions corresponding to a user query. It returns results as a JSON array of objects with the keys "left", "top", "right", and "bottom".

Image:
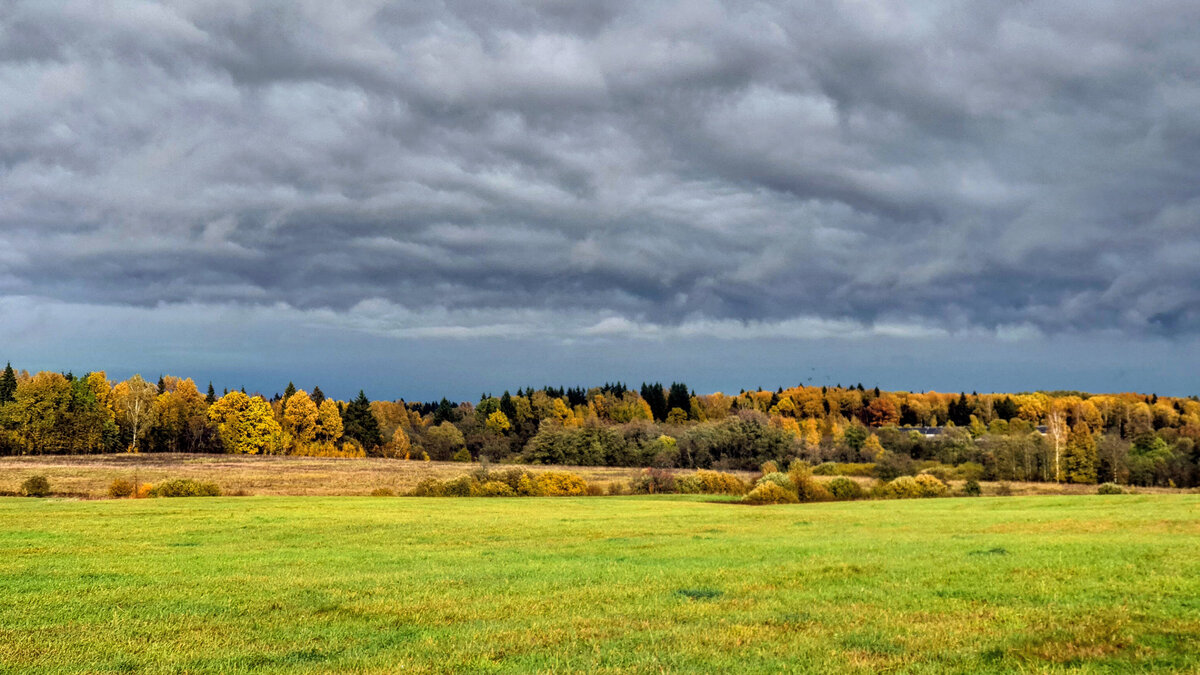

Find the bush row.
[
  {"left": 409, "top": 468, "right": 596, "bottom": 497},
  {"left": 108, "top": 477, "right": 222, "bottom": 498},
  {"left": 743, "top": 460, "right": 951, "bottom": 504}
]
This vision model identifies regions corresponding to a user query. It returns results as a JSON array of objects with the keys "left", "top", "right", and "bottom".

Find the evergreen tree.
[
  {"left": 666, "top": 382, "right": 691, "bottom": 418},
  {"left": 343, "top": 390, "right": 383, "bottom": 450},
  {"left": 640, "top": 382, "right": 668, "bottom": 421},
  {"left": 311, "top": 385, "right": 325, "bottom": 408},
  {"left": 500, "top": 391, "right": 517, "bottom": 421},
  {"left": 284, "top": 382, "right": 296, "bottom": 401},
  {"left": 0, "top": 362, "right": 16, "bottom": 403},
  {"left": 432, "top": 398, "right": 457, "bottom": 425},
  {"left": 157, "top": 375, "right": 166, "bottom": 394},
  {"left": 206, "top": 382, "right": 217, "bottom": 405}
]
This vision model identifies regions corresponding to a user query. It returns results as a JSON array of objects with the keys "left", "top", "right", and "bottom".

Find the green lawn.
[{"left": 1, "top": 495, "right": 1198, "bottom": 673}]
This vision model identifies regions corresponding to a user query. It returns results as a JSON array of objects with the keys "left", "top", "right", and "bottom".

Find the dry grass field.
[
  {"left": 0, "top": 454, "right": 698, "bottom": 497},
  {"left": 1, "top": 453, "right": 1191, "bottom": 499}
]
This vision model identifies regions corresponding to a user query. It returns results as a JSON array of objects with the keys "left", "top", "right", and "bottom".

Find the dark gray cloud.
[{"left": 3, "top": 0, "right": 1200, "bottom": 386}]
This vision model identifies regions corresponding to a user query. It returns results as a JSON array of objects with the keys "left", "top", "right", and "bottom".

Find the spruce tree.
[
  {"left": 0, "top": 362, "right": 16, "bottom": 403},
  {"left": 666, "top": 382, "right": 691, "bottom": 417},
  {"left": 311, "top": 385, "right": 325, "bottom": 408},
  {"left": 343, "top": 390, "right": 383, "bottom": 450},
  {"left": 206, "top": 382, "right": 216, "bottom": 405}
]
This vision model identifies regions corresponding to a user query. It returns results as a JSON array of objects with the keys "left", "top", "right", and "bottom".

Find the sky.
[{"left": 2, "top": 1, "right": 1200, "bottom": 401}]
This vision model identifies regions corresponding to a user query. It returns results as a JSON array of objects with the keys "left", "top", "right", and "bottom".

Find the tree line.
[{"left": 0, "top": 363, "right": 1196, "bottom": 487}]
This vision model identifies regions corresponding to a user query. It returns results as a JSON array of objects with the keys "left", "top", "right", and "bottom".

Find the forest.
[{"left": 0, "top": 362, "right": 1196, "bottom": 488}]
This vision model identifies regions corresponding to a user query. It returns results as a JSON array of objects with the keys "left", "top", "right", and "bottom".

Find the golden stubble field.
[
  {"left": 0, "top": 454, "right": 698, "bottom": 497},
  {"left": 1, "top": 453, "right": 1192, "bottom": 498}
]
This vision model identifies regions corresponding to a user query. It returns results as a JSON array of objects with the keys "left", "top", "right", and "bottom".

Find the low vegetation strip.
[{"left": 0, "top": 495, "right": 1197, "bottom": 672}]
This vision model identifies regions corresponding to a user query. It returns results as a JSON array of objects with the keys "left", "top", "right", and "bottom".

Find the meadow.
[{"left": 1, "top": 493, "right": 1198, "bottom": 673}]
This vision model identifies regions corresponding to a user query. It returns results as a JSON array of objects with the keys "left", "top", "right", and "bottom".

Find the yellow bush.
[
  {"left": 743, "top": 482, "right": 799, "bottom": 505},
  {"left": 134, "top": 483, "right": 153, "bottom": 499},
  {"left": 913, "top": 473, "right": 949, "bottom": 497},
  {"left": 881, "top": 473, "right": 948, "bottom": 499},
  {"left": 694, "top": 469, "right": 748, "bottom": 495},
  {"left": 479, "top": 480, "right": 516, "bottom": 497},
  {"left": 533, "top": 471, "right": 589, "bottom": 496},
  {"left": 108, "top": 479, "right": 135, "bottom": 499}
]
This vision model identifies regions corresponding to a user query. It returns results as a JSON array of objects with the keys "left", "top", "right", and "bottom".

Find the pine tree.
[
  {"left": 206, "top": 382, "right": 216, "bottom": 405},
  {"left": 284, "top": 382, "right": 296, "bottom": 401},
  {"left": 311, "top": 385, "right": 325, "bottom": 408},
  {"left": 342, "top": 390, "right": 383, "bottom": 450},
  {"left": 0, "top": 362, "right": 17, "bottom": 403},
  {"left": 157, "top": 375, "right": 166, "bottom": 394}
]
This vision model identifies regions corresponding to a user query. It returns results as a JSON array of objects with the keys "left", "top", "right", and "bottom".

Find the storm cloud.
[{"left": 3, "top": 1, "right": 1200, "bottom": 395}]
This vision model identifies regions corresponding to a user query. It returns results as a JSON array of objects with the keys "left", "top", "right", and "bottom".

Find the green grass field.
[{"left": 2, "top": 495, "right": 1198, "bottom": 673}]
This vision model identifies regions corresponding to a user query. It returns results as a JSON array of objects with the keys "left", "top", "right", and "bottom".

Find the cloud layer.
[{"left": 3, "top": 1, "right": 1200, "bottom": 392}]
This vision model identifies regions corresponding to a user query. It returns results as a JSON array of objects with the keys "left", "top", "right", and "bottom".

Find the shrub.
[
  {"left": 963, "top": 479, "right": 982, "bottom": 497},
  {"left": 913, "top": 473, "right": 949, "bottom": 497},
  {"left": 743, "top": 482, "right": 799, "bottom": 505},
  {"left": 875, "top": 453, "right": 916, "bottom": 481},
  {"left": 108, "top": 478, "right": 135, "bottom": 499},
  {"left": 827, "top": 477, "right": 864, "bottom": 501},
  {"left": 813, "top": 462, "right": 877, "bottom": 477},
  {"left": 756, "top": 472, "right": 793, "bottom": 491},
  {"left": 515, "top": 473, "right": 538, "bottom": 496},
  {"left": 150, "top": 479, "right": 221, "bottom": 498},
  {"left": 478, "top": 481, "right": 516, "bottom": 497},
  {"left": 693, "top": 469, "right": 748, "bottom": 495},
  {"left": 134, "top": 483, "right": 153, "bottom": 499},
  {"left": 881, "top": 474, "right": 948, "bottom": 499},
  {"left": 21, "top": 475, "right": 50, "bottom": 498},
  {"left": 956, "top": 462, "right": 985, "bottom": 482},
  {"left": 631, "top": 468, "right": 677, "bottom": 494},
  {"left": 410, "top": 477, "right": 445, "bottom": 496},
  {"left": 881, "top": 476, "right": 921, "bottom": 499},
  {"left": 1097, "top": 483, "right": 1124, "bottom": 495},
  {"left": 370, "top": 488, "right": 395, "bottom": 497},
  {"left": 675, "top": 474, "right": 703, "bottom": 494},
  {"left": 788, "top": 460, "right": 833, "bottom": 502},
  {"left": 994, "top": 482, "right": 1014, "bottom": 496},
  {"left": 452, "top": 447, "right": 473, "bottom": 462},
  {"left": 760, "top": 460, "right": 780, "bottom": 475},
  {"left": 439, "top": 475, "right": 477, "bottom": 497},
  {"left": 533, "top": 471, "right": 590, "bottom": 496}
]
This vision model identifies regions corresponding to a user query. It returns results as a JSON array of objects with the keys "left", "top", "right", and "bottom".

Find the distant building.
[{"left": 904, "top": 425, "right": 1047, "bottom": 438}]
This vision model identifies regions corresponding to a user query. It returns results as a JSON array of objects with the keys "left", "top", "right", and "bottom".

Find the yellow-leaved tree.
[
  {"left": 802, "top": 418, "right": 821, "bottom": 450},
  {"left": 485, "top": 410, "right": 511, "bottom": 434},
  {"left": 861, "top": 434, "right": 886, "bottom": 461},
  {"left": 153, "top": 376, "right": 209, "bottom": 453},
  {"left": 112, "top": 374, "right": 158, "bottom": 453},
  {"left": 387, "top": 426, "right": 411, "bottom": 459},
  {"left": 315, "top": 399, "right": 344, "bottom": 443},
  {"left": 207, "top": 391, "right": 284, "bottom": 454},
  {"left": 282, "top": 390, "right": 320, "bottom": 449}
]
